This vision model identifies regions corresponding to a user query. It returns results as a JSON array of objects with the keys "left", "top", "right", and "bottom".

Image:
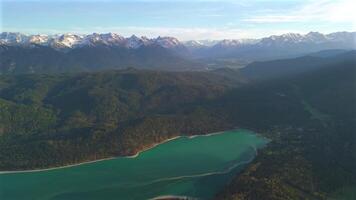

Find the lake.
[{"left": 0, "top": 129, "right": 268, "bottom": 200}]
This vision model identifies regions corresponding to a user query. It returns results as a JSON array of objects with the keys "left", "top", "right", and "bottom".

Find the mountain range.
[
  {"left": 240, "top": 49, "right": 356, "bottom": 81},
  {"left": 187, "top": 31, "right": 356, "bottom": 60},
  {"left": 0, "top": 32, "right": 185, "bottom": 50},
  {"left": 0, "top": 31, "right": 355, "bottom": 74},
  {"left": 0, "top": 28, "right": 355, "bottom": 200},
  {"left": 2, "top": 31, "right": 354, "bottom": 52}
]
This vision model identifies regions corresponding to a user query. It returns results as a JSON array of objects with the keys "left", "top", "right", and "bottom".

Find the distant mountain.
[
  {"left": 2, "top": 31, "right": 354, "bottom": 54},
  {"left": 305, "top": 49, "right": 350, "bottom": 58},
  {"left": 1, "top": 31, "right": 355, "bottom": 74},
  {"left": 0, "top": 33, "right": 203, "bottom": 74},
  {"left": 239, "top": 50, "right": 356, "bottom": 81},
  {"left": 0, "top": 44, "right": 203, "bottom": 74},
  {"left": 188, "top": 31, "right": 356, "bottom": 60},
  {"left": 183, "top": 40, "right": 220, "bottom": 49},
  {"left": 183, "top": 40, "right": 205, "bottom": 49},
  {"left": 216, "top": 51, "right": 356, "bottom": 200},
  {"left": 0, "top": 32, "right": 185, "bottom": 51}
]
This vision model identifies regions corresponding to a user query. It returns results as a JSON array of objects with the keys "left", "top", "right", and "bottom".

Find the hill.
[
  {"left": 0, "top": 52, "right": 355, "bottom": 199},
  {"left": 239, "top": 50, "right": 356, "bottom": 81},
  {"left": 216, "top": 51, "right": 356, "bottom": 200},
  {"left": 0, "top": 69, "right": 242, "bottom": 169},
  {"left": 0, "top": 44, "right": 202, "bottom": 74}
]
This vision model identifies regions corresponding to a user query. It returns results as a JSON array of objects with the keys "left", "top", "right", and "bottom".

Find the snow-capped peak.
[
  {"left": 28, "top": 34, "right": 49, "bottom": 45},
  {"left": 1, "top": 31, "right": 355, "bottom": 51},
  {"left": 0, "top": 32, "right": 29, "bottom": 44},
  {"left": 51, "top": 33, "right": 83, "bottom": 48},
  {"left": 260, "top": 33, "right": 304, "bottom": 45},
  {"left": 125, "top": 35, "right": 145, "bottom": 49},
  {"left": 216, "top": 39, "right": 242, "bottom": 47},
  {"left": 303, "top": 31, "right": 329, "bottom": 43},
  {"left": 155, "top": 36, "right": 182, "bottom": 48},
  {"left": 209, "top": 38, "right": 260, "bottom": 48},
  {"left": 183, "top": 40, "right": 208, "bottom": 49},
  {"left": 83, "top": 33, "right": 125, "bottom": 46}
]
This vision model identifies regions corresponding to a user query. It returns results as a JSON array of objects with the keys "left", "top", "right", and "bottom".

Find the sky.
[{"left": 0, "top": 0, "right": 355, "bottom": 40}]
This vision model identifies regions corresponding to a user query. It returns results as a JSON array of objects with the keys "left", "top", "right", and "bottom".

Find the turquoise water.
[{"left": 0, "top": 129, "right": 268, "bottom": 200}]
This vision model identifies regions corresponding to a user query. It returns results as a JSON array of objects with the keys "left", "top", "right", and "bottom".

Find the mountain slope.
[
  {"left": 239, "top": 50, "right": 356, "bottom": 81},
  {"left": 0, "top": 32, "right": 184, "bottom": 50},
  {"left": 0, "top": 52, "right": 355, "bottom": 199},
  {"left": 189, "top": 32, "right": 356, "bottom": 60},
  {"left": 0, "top": 44, "right": 202, "bottom": 74},
  {"left": 0, "top": 69, "right": 243, "bottom": 170},
  {"left": 216, "top": 52, "right": 356, "bottom": 200},
  {"left": 1, "top": 31, "right": 354, "bottom": 74}
]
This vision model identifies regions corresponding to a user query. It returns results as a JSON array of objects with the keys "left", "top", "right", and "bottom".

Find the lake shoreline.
[
  {"left": 1, "top": 128, "right": 269, "bottom": 200},
  {"left": 150, "top": 195, "right": 198, "bottom": 200},
  {"left": 0, "top": 129, "right": 241, "bottom": 174}
]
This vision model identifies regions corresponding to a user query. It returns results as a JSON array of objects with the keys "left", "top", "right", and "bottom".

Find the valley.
[
  {"left": 2, "top": 0, "right": 355, "bottom": 199},
  {"left": 0, "top": 35, "right": 354, "bottom": 199}
]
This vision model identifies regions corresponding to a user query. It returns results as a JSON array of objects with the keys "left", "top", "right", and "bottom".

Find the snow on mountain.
[
  {"left": 0, "top": 33, "right": 164, "bottom": 49},
  {"left": 198, "top": 40, "right": 220, "bottom": 46},
  {"left": 183, "top": 40, "right": 219, "bottom": 48},
  {"left": 185, "top": 38, "right": 259, "bottom": 49},
  {"left": 82, "top": 33, "right": 125, "bottom": 46},
  {"left": 0, "top": 31, "right": 355, "bottom": 51},
  {"left": 255, "top": 31, "right": 356, "bottom": 48},
  {"left": 28, "top": 34, "right": 50, "bottom": 45},
  {"left": 215, "top": 39, "right": 242, "bottom": 48},
  {"left": 210, "top": 38, "right": 260, "bottom": 49},
  {"left": 277, "top": 33, "right": 304, "bottom": 42},
  {"left": 237, "top": 38, "right": 261, "bottom": 44},
  {"left": 49, "top": 33, "right": 84, "bottom": 48},
  {"left": 258, "top": 33, "right": 305, "bottom": 46},
  {"left": 325, "top": 31, "right": 356, "bottom": 43},
  {"left": 0, "top": 32, "right": 29, "bottom": 44},
  {"left": 155, "top": 36, "right": 182, "bottom": 48},
  {"left": 303, "top": 32, "right": 328, "bottom": 43},
  {"left": 125, "top": 35, "right": 150, "bottom": 49},
  {"left": 183, "top": 40, "right": 204, "bottom": 48}
]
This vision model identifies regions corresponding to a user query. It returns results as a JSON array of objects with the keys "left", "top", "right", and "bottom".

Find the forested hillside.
[
  {"left": 0, "top": 51, "right": 354, "bottom": 199},
  {"left": 0, "top": 69, "right": 242, "bottom": 169},
  {"left": 240, "top": 50, "right": 356, "bottom": 81},
  {"left": 0, "top": 45, "right": 202, "bottom": 74},
  {"left": 216, "top": 52, "right": 356, "bottom": 200}
]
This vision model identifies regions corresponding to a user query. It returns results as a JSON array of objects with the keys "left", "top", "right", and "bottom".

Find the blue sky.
[{"left": 1, "top": 0, "right": 355, "bottom": 40}]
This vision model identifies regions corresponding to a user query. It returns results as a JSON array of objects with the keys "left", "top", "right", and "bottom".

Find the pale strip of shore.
[
  {"left": 148, "top": 145, "right": 258, "bottom": 200},
  {"left": 138, "top": 145, "right": 258, "bottom": 187},
  {"left": 0, "top": 156, "right": 117, "bottom": 175},
  {"left": 0, "top": 136, "right": 180, "bottom": 175},
  {"left": 0, "top": 130, "right": 233, "bottom": 175},
  {"left": 150, "top": 195, "right": 198, "bottom": 200}
]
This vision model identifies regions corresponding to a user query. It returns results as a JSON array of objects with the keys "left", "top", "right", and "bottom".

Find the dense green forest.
[
  {"left": 0, "top": 51, "right": 355, "bottom": 199},
  {"left": 0, "top": 44, "right": 202, "bottom": 74},
  {"left": 0, "top": 69, "right": 243, "bottom": 169},
  {"left": 216, "top": 54, "right": 356, "bottom": 200}
]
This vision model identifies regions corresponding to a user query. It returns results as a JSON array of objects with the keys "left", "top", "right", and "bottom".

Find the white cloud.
[{"left": 243, "top": 0, "right": 356, "bottom": 25}]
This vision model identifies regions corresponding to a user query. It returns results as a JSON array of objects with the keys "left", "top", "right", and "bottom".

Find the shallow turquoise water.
[{"left": 0, "top": 129, "right": 268, "bottom": 200}]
